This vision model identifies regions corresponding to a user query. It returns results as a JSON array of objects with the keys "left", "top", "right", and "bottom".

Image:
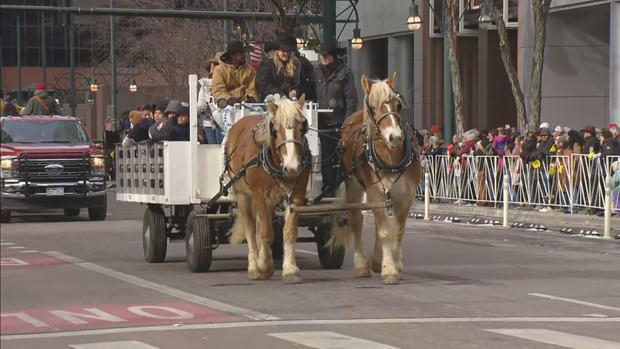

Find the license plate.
[{"left": 46, "top": 187, "right": 64, "bottom": 196}]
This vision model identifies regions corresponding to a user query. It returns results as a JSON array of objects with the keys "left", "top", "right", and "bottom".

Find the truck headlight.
[
  {"left": 1, "top": 158, "right": 17, "bottom": 178},
  {"left": 90, "top": 156, "right": 105, "bottom": 176}
]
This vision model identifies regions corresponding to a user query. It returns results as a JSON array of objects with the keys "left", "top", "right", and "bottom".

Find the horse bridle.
[
  {"left": 364, "top": 97, "right": 402, "bottom": 135},
  {"left": 261, "top": 118, "right": 311, "bottom": 179}
]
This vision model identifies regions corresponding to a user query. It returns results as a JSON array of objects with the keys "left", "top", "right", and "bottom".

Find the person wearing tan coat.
[{"left": 210, "top": 41, "right": 258, "bottom": 108}]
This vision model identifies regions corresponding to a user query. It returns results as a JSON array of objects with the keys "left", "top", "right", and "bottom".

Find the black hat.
[
  {"left": 154, "top": 100, "right": 168, "bottom": 112},
  {"left": 275, "top": 35, "right": 297, "bottom": 51},
  {"left": 222, "top": 41, "right": 249, "bottom": 60},
  {"left": 177, "top": 102, "right": 190, "bottom": 116},
  {"left": 318, "top": 40, "right": 346, "bottom": 56}
]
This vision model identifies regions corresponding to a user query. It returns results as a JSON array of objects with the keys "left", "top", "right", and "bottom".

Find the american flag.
[{"left": 248, "top": 42, "right": 263, "bottom": 69}]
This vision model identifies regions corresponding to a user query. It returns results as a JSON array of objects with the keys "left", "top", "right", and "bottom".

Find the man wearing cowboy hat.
[
  {"left": 211, "top": 41, "right": 258, "bottom": 109},
  {"left": 315, "top": 39, "right": 358, "bottom": 196}
]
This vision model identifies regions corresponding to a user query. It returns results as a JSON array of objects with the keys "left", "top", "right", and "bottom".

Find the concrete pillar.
[{"left": 611, "top": 1, "right": 620, "bottom": 125}]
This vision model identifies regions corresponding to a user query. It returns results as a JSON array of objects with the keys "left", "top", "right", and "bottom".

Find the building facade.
[{"left": 338, "top": 0, "right": 618, "bottom": 135}]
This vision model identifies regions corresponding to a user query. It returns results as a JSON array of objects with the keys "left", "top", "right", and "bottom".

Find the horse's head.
[
  {"left": 266, "top": 95, "right": 309, "bottom": 177},
  {"left": 362, "top": 73, "right": 404, "bottom": 149}
]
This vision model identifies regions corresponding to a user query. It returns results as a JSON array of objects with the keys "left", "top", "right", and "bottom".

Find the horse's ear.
[
  {"left": 361, "top": 75, "right": 372, "bottom": 94},
  {"left": 387, "top": 72, "right": 397, "bottom": 89},
  {"left": 267, "top": 101, "right": 278, "bottom": 116},
  {"left": 297, "top": 94, "right": 306, "bottom": 107}
]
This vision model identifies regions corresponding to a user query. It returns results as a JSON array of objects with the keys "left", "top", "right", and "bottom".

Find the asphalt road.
[{"left": 1, "top": 190, "right": 619, "bottom": 348}]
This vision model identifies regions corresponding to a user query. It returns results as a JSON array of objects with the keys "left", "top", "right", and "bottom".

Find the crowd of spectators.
[{"left": 420, "top": 122, "right": 620, "bottom": 161}]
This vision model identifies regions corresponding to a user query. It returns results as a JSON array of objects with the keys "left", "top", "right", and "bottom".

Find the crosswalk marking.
[
  {"left": 529, "top": 293, "right": 620, "bottom": 312},
  {"left": 485, "top": 329, "right": 620, "bottom": 349},
  {"left": 268, "top": 331, "right": 398, "bottom": 349},
  {"left": 69, "top": 340, "right": 159, "bottom": 349}
]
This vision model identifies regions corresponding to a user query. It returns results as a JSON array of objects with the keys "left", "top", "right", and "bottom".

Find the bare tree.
[
  {"left": 484, "top": 0, "right": 552, "bottom": 132},
  {"left": 443, "top": 0, "right": 466, "bottom": 136}
]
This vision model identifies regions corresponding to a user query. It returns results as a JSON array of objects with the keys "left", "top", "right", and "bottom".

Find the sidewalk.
[{"left": 410, "top": 200, "right": 618, "bottom": 232}]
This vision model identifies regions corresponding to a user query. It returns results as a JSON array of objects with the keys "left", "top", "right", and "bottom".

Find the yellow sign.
[
  {"left": 550, "top": 145, "right": 556, "bottom": 152},
  {"left": 532, "top": 160, "right": 541, "bottom": 169}
]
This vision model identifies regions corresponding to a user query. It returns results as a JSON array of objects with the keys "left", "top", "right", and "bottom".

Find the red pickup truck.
[{"left": 1, "top": 115, "right": 107, "bottom": 223}]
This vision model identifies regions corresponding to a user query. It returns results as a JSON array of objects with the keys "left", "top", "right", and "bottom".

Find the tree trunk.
[
  {"left": 444, "top": 0, "right": 466, "bottom": 136},
  {"left": 529, "top": 0, "right": 551, "bottom": 131},
  {"left": 485, "top": 0, "right": 527, "bottom": 133}
]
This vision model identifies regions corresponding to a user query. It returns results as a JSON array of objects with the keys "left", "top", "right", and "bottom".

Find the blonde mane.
[
  {"left": 364, "top": 79, "right": 401, "bottom": 137},
  {"left": 256, "top": 98, "right": 305, "bottom": 144}
]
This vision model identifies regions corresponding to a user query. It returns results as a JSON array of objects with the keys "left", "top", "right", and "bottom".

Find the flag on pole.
[{"left": 248, "top": 42, "right": 263, "bottom": 69}]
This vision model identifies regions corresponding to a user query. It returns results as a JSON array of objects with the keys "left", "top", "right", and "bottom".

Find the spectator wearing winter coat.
[
  {"left": 20, "top": 83, "right": 58, "bottom": 116},
  {"left": 149, "top": 100, "right": 181, "bottom": 142},
  {"left": 582, "top": 125, "right": 600, "bottom": 155},
  {"left": 600, "top": 129, "right": 620, "bottom": 157},
  {"left": 528, "top": 129, "right": 556, "bottom": 163},
  {"left": 256, "top": 36, "right": 316, "bottom": 101},
  {"left": 127, "top": 110, "right": 154, "bottom": 143},
  {"left": 491, "top": 128, "right": 512, "bottom": 155},
  {"left": 567, "top": 129, "right": 585, "bottom": 154},
  {"left": 211, "top": 41, "right": 258, "bottom": 108}
]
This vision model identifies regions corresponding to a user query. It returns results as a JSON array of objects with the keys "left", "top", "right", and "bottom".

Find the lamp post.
[
  {"left": 110, "top": 0, "right": 118, "bottom": 129},
  {"left": 129, "top": 79, "right": 137, "bottom": 93}
]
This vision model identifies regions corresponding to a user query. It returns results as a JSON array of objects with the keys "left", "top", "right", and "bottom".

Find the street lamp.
[
  {"left": 129, "top": 79, "right": 137, "bottom": 93},
  {"left": 351, "top": 26, "right": 363, "bottom": 50},
  {"left": 296, "top": 37, "right": 306, "bottom": 49},
  {"left": 478, "top": 2, "right": 493, "bottom": 24},
  {"left": 89, "top": 77, "right": 99, "bottom": 93},
  {"left": 407, "top": 1, "right": 423, "bottom": 31}
]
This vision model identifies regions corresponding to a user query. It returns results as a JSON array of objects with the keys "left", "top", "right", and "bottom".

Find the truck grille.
[{"left": 17, "top": 157, "right": 90, "bottom": 182}]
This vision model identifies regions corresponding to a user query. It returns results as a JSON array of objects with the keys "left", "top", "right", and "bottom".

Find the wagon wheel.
[
  {"left": 315, "top": 223, "right": 345, "bottom": 269},
  {"left": 143, "top": 205, "right": 167, "bottom": 263},
  {"left": 271, "top": 218, "right": 284, "bottom": 260},
  {"left": 185, "top": 209, "right": 213, "bottom": 273}
]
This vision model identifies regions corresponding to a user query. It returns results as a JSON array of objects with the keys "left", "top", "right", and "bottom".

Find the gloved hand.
[
  {"left": 245, "top": 96, "right": 256, "bottom": 103},
  {"left": 227, "top": 97, "right": 242, "bottom": 106},
  {"left": 216, "top": 98, "right": 228, "bottom": 109}
]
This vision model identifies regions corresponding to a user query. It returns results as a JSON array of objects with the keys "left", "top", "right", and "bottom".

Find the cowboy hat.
[
  {"left": 206, "top": 51, "right": 224, "bottom": 64},
  {"left": 275, "top": 35, "right": 297, "bottom": 51},
  {"left": 317, "top": 39, "right": 346, "bottom": 56},
  {"left": 221, "top": 41, "right": 249, "bottom": 61}
]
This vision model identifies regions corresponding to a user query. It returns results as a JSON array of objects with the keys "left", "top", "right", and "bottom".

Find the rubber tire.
[
  {"left": 0, "top": 210, "right": 11, "bottom": 223},
  {"left": 185, "top": 210, "right": 213, "bottom": 272},
  {"left": 64, "top": 208, "right": 80, "bottom": 217},
  {"left": 271, "top": 219, "right": 284, "bottom": 260},
  {"left": 316, "top": 224, "right": 345, "bottom": 269},
  {"left": 88, "top": 196, "right": 107, "bottom": 221},
  {"left": 143, "top": 205, "right": 167, "bottom": 263}
]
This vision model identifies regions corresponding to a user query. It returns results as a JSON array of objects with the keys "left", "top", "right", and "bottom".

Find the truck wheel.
[
  {"left": 143, "top": 205, "right": 167, "bottom": 263},
  {"left": 315, "top": 224, "right": 345, "bottom": 269},
  {"left": 64, "top": 208, "right": 80, "bottom": 217},
  {"left": 88, "top": 196, "right": 107, "bottom": 221},
  {"left": 0, "top": 210, "right": 11, "bottom": 223},
  {"left": 271, "top": 219, "right": 284, "bottom": 260},
  {"left": 185, "top": 210, "right": 213, "bottom": 272}
]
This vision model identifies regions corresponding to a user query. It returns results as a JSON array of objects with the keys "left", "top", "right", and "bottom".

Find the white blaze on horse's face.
[
  {"left": 380, "top": 102, "right": 404, "bottom": 149},
  {"left": 282, "top": 124, "right": 300, "bottom": 176}
]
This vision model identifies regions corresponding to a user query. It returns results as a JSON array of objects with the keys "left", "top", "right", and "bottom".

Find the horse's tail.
[
  {"left": 229, "top": 217, "right": 245, "bottom": 245},
  {"left": 327, "top": 183, "right": 351, "bottom": 251}
]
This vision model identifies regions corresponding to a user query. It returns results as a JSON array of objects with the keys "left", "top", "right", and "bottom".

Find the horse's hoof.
[
  {"left": 382, "top": 274, "right": 400, "bottom": 285},
  {"left": 248, "top": 269, "right": 261, "bottom": 280},
  {"left": 370, "top": 260, "right": 382, "bottom": 273},
  {"left": 283, "top": 273, "right": 303, "bottom": 284},
  {"left": 355, "top": 267, "right": 371, "bottom": 278}
]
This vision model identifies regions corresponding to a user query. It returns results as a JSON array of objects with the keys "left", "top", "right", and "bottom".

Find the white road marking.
[
  {"left": 584, "top": 314, "right": 609, "bottom": 318},
  {"left": 529, "top": 293, "right": 620, "bottom": 312},
  {"left": 0, "top": 242, "right": 15, "bottom": 246},
  {"left": 43, "top": 251, "right": 278, "bottom": 321},
  {"left": 20, "top": 250, "right": 38, "bottom": 253},
  {"left": 485, "top": 329, "right": 620, "bottom": 349},
  {"left": 296, "top": 249, "right": 319, "bottom": 256},
  {"left": 268, "top": 331, "right": 398, "bottom": 349},
  {"left": 9, "top": 246, "right": 25, "bottom": 249},
  {"left": 69, "top": 340, "right": 159, "bottom": 349},
  {"left": 3, "top": 317, "right": 619, "bottom": 341}
]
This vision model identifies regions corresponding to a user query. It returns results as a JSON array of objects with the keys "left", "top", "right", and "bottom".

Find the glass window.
[{"left": 2, "top": 120, "right": 90, "bottom": 144}]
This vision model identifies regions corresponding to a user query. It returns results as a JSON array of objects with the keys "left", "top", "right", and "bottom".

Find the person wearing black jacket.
[
  {"left": 528, "top": 129, "right": 556, "bottom": 163},
  {"left": 314, "top": 40, "right": 358, "bottom": 196},
  {"left": 601, "top": 129, "right": 620, "bottom": 157},
  {"left": 582, "top": 125, "right": 601, "bottom": 155},
  {"left": 256, "top": 35, "right": 316, "bottom": 101}
]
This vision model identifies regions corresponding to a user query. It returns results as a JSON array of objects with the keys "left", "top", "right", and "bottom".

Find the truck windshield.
[{"left": 1, "top": 120, "right": 89, "bottom": 144}]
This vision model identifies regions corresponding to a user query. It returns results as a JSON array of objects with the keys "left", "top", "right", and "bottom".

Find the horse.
[
  {"left": 225, "top": 95, "right": 311, "bottom": 283},
  {"left": 331, "top": 73, "right": 422, "bottom": 285}
]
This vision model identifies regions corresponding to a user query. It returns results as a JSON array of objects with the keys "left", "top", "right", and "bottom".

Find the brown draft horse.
[
  {"left": 225, "top": 96, "right": 310, "bottom": 283},
  {"left": 332, "top": 73, "right": 422, "bottom": 285}
]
